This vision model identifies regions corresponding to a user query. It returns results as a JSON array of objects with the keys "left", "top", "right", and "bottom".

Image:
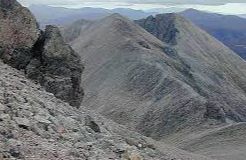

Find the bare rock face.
[
  {"left": 26, "top": 25, "right": 84, "bottom": 107},
  {"left": 0, "top": 0, "right": 39, "bottom": 69},
  {"left": 0, "top": 0, "right": 84, "bottom": 107},
  {"left": 135, "top": 14, "right": 179, "bottom": 45}
]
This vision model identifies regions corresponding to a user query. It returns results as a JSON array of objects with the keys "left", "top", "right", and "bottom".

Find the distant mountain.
[
  {"left": 146, "top": 7, "right": 186, "bottom": 13},
  {"left": 239, "top": 14, "right": 246, "bottom": 18},
  {"left": 30, "top": 5, "right": 246, "bottom": 60},
  {"left": 29, "top": 5, "right": 111, "bottom": 28},
  {"left": 181, "top": 9, "right": 246, "bottom": 60},
  {"left": 112, "top": 8, "right": 157, "bottom": 20},
  {"left": 29, "top": 5, "right": 157, "bottom": 27},
  {"left": 64, "top": 13, "right": 246, "bottom": 160}
]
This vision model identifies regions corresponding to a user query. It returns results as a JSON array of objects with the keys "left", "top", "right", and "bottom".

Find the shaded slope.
[
  {"left": 0, "top": 60, "right": 212, "bottom": 160},
  {"left": 181, "top": 9, "right": 246, "bottom": 60}
]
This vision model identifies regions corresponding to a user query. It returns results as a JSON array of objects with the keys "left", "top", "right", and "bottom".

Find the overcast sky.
[{"left": 18, "top": 0, "right": 246, "bottom": 15}]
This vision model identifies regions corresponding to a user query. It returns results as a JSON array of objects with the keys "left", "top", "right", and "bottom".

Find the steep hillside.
[
  {"left": 0, "top": 59, "right": 215, "bottom": 159},
  {"left": 64, "top": 13, "right": 246, "bottom": 159},
  {"left": 181, "top": 9, "right": 246, "bottom": 60}
]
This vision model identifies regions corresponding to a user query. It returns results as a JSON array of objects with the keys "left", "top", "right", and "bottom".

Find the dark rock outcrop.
[
  {"left": 26, "top": 25, "right": 84, "bottom": 107},
  {"left": 0, "top": 0, "right": 84, "bottom": 107},
  {"left": 204, "top": 102, "right": 226, "bottom": 123},
  {"left": 135, "top": 14, "right": 179, "bottom": 45}
]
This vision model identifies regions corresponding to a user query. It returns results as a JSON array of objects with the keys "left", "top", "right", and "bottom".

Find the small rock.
[
  {"left": 9, "top": 148, "right": 22, "bottom": 158},
  {"left": 0, "top": 114, "right": 10, "bottom": 121},
  {"left": 85, "top": 115, "right": 101, "bottom": 133},
  {"left": 0, "top": 103, "right": 5, "bottom": 111},
  {"left": 137, "top": 144, "right": 143, "bottom": 148},
  {"left": 14, "top": 117, "right": 30, "bottom": 129},
  {"left": 123, "top": 151, "right": 142, "bottom": 160},
  {"left": 34, "top": 115, "right": 51, "bottom": 124}
]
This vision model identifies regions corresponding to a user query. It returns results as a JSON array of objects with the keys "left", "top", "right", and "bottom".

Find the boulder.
[{"left": 0, "top": 0, "right": 39, "bottom": 69}]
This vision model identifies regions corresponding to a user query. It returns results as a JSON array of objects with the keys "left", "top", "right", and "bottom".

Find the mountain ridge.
[{"left": 63, "top": 13, "right": 246, "bottom": 160}]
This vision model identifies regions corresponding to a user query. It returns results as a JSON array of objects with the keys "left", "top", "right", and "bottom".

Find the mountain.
[
  {"left": 0, "top": 1, "right": 214, "bottom": 159},
  {"left": 64, "top": 13, "right": 246, "bottom": 160},
  {"left": 181, "top": 9, "right": 246, "bottom": 60},
  {"left": 29, "top": 5, "right": 157, "bottom": 28},
  {"left": 29, "top": 5, "right": 246, "bottom": 60}
]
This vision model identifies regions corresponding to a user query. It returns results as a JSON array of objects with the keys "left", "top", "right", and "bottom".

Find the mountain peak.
[
  {"left": 183, "top": 8, "right": 200, "bottom": 13},
  {"left": 135, "top": 13, "right": 183, "bottom": 45},
  {"left": 98, "top": 13, "right": 144, "bottom": 36},
  {"left": 103, "top": 13, "right": 129, "bottom": 21}
]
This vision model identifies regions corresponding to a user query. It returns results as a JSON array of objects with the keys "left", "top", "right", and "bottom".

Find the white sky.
[{"left": 18, "top": 0, "right": 246, "bottom": 15}]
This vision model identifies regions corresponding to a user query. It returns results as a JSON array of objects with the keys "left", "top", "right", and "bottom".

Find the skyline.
[{"left": 18, "top": 0, "right": 246, "bottom": 15}]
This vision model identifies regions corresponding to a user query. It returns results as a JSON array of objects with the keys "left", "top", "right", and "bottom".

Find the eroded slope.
[{"left": 0, "top": 60, "right": 212, "bottom": 160}]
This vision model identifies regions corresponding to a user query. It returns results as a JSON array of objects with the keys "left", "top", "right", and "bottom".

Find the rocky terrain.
[
  {"left": 0, "top": 0, "right": 218, "bottom": 159},
  {"left": 0, "top": 60, "right": 214, "bottom": 160},
  {"left": 64, "top": 13, "right": 246, "bottom": 160},
  {"left": 0, "top": 0, "right": 83, "bottom": 107},
  {"left": 1, "top": 0, "right": 246, "bottom": 159}
]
